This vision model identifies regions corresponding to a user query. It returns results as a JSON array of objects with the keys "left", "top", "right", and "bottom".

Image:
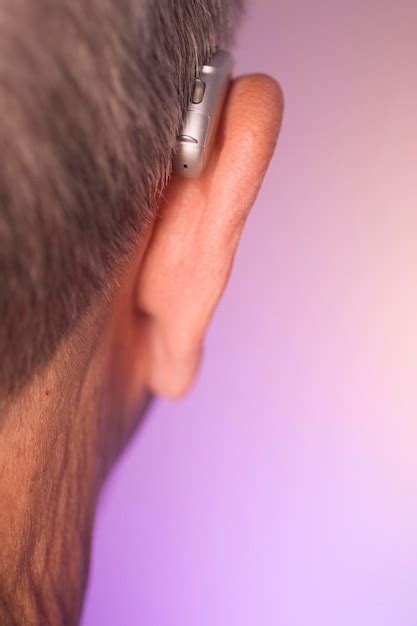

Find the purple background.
[{"left": 82, "top": 1, "right": 417, "bottom": 624}]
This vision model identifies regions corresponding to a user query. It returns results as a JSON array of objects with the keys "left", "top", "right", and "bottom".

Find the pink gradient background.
[{"left": 82, "top": 1, "right": 417, "bottom": 624}]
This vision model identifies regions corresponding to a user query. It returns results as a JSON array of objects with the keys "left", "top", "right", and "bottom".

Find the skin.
[{"left": 0, "top": 74, "right": 283, "bottom": 625}]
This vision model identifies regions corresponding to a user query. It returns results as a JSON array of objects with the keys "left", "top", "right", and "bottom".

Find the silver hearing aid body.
[{"left": 173, "top": 50, "right": 233, "bottom": 179}]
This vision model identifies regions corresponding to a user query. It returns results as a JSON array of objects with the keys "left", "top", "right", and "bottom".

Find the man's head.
[
  {"left": 0, "top": 0, "right": 282, "bottom": 412},
  {"left": 0, "top": 0, "right": 284, "bottom": 439}
]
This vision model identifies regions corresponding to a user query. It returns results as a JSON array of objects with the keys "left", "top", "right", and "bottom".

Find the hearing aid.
[{"left": 173, "top": 49, "right": 233, "bottom": 178}]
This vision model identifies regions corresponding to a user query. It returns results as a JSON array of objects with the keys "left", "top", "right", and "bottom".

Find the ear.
[{"left": 137, "top": 74, "right": 283, "bottom": 398}]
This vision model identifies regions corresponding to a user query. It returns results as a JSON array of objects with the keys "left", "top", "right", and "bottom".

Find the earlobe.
[{"left": 135, "top": 74, "right": 284, "bottom": 398}]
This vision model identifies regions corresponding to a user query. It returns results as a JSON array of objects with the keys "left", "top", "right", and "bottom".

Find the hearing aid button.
[
  {"left": 192, "top": 79, "right": 206, "bottom": 104},
  {"left": 177, "top": 135, "right": 198, "bottom": 144}
]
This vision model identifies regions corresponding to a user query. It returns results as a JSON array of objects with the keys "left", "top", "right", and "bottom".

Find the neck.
[
  {"left": 0, "top": 251, "right": 150, "bottom": 626},
  {"left": 0, "top": 311, "right": 108, "bottom": 626}
]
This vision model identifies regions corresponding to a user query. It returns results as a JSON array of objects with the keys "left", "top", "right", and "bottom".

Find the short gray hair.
[{"left": 0, "top": 0, "right": 242, "bottom": 394}]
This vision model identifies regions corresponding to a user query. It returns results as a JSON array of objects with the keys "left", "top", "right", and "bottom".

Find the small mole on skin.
[{"left": 45, "top": 389, "right": 50, "bottom": 397}]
